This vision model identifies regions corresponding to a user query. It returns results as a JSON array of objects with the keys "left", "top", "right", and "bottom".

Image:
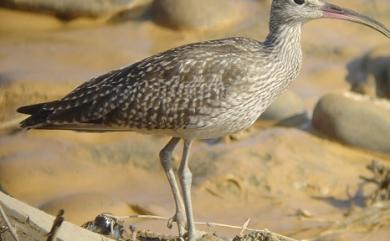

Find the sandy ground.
[{"left": 0, "top": 0, "right": 390, "bottom": 240}]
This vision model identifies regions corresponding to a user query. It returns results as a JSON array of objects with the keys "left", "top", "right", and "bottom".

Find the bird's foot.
[
  {"left": 167, "top": 212, "right": 187, "bottom": 237},
  {"left": 186, "top": 230, "right": 206, "bottom": 241}
]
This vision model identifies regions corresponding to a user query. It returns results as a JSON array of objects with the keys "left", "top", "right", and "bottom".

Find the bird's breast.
[{"left": 179, "top": 90, "right": 264, "bottom": 139}]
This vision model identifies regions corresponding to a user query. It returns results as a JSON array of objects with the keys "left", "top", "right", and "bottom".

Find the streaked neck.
[
  {"left": 260, "top": 23, "right": 303, "bottom": 96},
  {"left": 264, "top": 23, "right": 302, "bottom": 51}
]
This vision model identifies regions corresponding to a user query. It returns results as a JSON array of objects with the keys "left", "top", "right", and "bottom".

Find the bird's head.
[{"left": 270, "top": 0, "right": 390, "bottom": 38}]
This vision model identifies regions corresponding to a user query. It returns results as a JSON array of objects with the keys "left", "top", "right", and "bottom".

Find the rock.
[
  {"left": 312, "top": 93, "right": 390, "bottom": 153},
  {"left": 0, "top": 0, "right": 151, "bottom": 20},
  {"left": 152, "top": 0, "right": 239, "bottom": 30},
  {"left": 39, "top": 192, "right": 131, "bottom": 225},
  {"left": 259, "top": 90, "right": 308, "bottom": 126},
  {"left": 346, "top": 45, "right": 390, "bottom": 99}
]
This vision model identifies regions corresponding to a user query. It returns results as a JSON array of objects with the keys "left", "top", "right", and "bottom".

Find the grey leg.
[
  {"left": 159, "top": 137, "right": 187, "bottom": 237},
  {"left": 178, "top": 140, "right": 200, "bottom": 241}
]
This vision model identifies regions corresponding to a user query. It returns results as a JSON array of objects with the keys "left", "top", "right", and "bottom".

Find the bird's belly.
[
  {"left": 176, "top": 103, "right": 264, "bottom": 139},
  {"left": 179, "top": 119, "right": 255, "bottom": 139},
  {"left": 119, "top": 105, "right": 262, "bottom": 140}
]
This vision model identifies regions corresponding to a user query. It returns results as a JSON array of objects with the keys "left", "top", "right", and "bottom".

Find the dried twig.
[
  {"left": 360, "top": 160, "right": 390, "bottom": 205},
  {"left": 47, "top": 209, "right": 64, "bottom": 241},
  {"left": 0, "top": 204, "right": 19, "bottom": 241},
  {"left": 239, "top": 218, "right": 251, "bottom": 236}
]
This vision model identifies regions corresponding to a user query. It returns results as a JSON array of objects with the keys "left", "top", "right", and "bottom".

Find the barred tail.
[{"left": 17, "top": 102, "right": 55, "bottom": 129}]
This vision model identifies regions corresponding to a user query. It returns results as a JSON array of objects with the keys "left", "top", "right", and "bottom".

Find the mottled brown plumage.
[{"left": 19, "top": 38, "right": 269, "bottom": 135}]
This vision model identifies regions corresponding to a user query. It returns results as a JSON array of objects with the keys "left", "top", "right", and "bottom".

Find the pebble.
[
  {"left": 312, "top": 93, "right": 390, "bottom": 154},
  {"left": 152, "top": 0, "right": 239, "bottom": 30}
]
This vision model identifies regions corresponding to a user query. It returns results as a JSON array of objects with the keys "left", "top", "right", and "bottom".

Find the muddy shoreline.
[{"left": 1, "top": 0, "right": 390, "bottom": 240}]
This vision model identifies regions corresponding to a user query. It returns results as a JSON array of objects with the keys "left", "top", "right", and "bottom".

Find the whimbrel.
[{"left": 17, "top": 1, "right": 389, "bottom": 240}]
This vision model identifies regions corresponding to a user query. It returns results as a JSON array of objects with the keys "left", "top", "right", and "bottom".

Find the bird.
[{"left": 17, "top": 0, "right": 389, "bottom": 241}]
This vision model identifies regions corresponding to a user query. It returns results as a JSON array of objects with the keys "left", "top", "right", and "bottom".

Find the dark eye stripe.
[{"left": 294, "top": 0, "right": 305, "bottom": 5}]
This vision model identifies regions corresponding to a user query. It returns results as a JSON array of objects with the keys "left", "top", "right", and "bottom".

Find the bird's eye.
[{"left": 294, "top": 0, "right": 305, "bottom": 5}]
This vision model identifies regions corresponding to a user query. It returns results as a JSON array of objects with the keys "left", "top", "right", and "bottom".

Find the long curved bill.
[{"left": 321, "top": 3, "right": 390, "bottom": 38}]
